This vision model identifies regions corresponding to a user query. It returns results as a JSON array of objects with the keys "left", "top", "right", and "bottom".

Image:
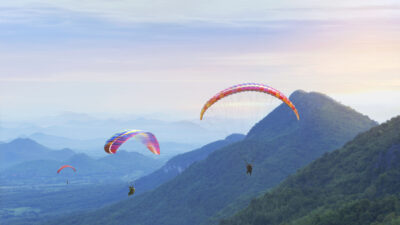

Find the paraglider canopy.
[
  {"left": 104, "top": 129, "right": 160, "bottom": 155},
  {"left": 57, "top": 165, "right": 76, "bottom": 174},
  {"left": 200, "top": 83, "right": 300, "bottom": 121}
]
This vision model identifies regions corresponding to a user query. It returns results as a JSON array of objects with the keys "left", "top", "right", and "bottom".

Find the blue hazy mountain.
[
  {"left": 0, "top": 138, "right": 75, "bottom": 169},
  {"left": 29, "top": 132, "right": 104, "bottom": 151},
  {"left": 133, "top": 133, "right": 245, "bottom": 195},
  {"left": 0, "top": 140, "right": 164, "bottom": 225},
  {"left": 28, "top": 132, "right": 197, "bottom": 159},
  {"left": 0, "top": 133, "right": 243, "bottom": 225},
  {"left": 0, "top": 139, "right": 163, "bottom": 185},
  {"left": 43, "top": 90, "right": 377, "bottom": 225},
  {"left": 0, "top": 113, "right": 220, "bottom": 146}
]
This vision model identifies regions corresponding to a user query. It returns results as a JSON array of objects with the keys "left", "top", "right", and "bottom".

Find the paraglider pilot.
[
  {"left": 246, "top": 163, "right": 253, "bottom": 176},
  {"left": 128, "top": 185, "right": 135, "bottom": 196}
]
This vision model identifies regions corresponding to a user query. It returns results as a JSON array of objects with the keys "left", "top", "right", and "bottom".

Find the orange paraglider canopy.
[
  {"left": 200, "top": 83, "right": 300, "bottom": 121},
  {"left": 57, "top": 165, "right": 76, "bottom": 173}
]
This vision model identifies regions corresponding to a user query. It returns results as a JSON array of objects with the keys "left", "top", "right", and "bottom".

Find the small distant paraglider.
[
  {"left": 57, "top": 165, "right": 77, "bottom": 173},
  {"left": 57, "top": 165, "right": 76, "bottom": 184},
  {"left": 241, "top": 158, "right": 253, "bottom": 176},
  {"left": 246, "top": 163, "right": 253, "bottom": 176},
  {"left": 128, "top": 185, "right": 135, "bottom": 196}
]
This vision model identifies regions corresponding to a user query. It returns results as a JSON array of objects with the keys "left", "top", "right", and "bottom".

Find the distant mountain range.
[
  {"left": 0, "top": 113, "right": 226, "bottom": 146},
  {"left": 0, "top": 138, "right": 75, "bottom": 169},
  {"left": 0, "top": 133, "right": 243, "bottom": 225},
  {"left": 28, "top": 132, "right": 104, "bottom": 152},
  {"left": 221, "top": 115, "right": 400, "bottom": 225},
  {"left": 44, "top": 90, "right": 378, "bottom": 225},
  {"left": 27, "top": 132, "right": 197, "bottom": 159},
  {"left": 0, "top": 138, "right": 163, "bottom": 185}
]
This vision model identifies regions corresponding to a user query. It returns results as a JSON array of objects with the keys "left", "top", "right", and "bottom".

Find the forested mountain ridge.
[{"left": 221, "top": 115, "right": 400, "bottom": 225}]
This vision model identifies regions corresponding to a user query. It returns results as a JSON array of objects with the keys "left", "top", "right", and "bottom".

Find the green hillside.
[
  {"left": 43, "top": 90, "right": 377, "bottom": 225},
  {"left": 221, "top": 115, "right": 400, "bottom": 225}
]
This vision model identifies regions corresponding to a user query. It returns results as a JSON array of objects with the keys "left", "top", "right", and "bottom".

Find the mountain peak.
[
  {"left": 247, "top": 90, "right": 377, "bottom": 140},
  {"left": 8, "top": 138, "right": 44, "bottom": 148},
  {"left": 288, "top": 89, "right": 308, "bottom": 98}
]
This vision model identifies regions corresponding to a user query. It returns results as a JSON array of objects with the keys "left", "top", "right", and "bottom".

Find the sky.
[{"left": 0, "top": 0, "right": 399, "bottom": 123}]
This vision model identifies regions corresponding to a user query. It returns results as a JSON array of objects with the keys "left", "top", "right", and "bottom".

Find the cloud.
[{"left": 0, "top": 1, "right": 399, "bottom": 25}]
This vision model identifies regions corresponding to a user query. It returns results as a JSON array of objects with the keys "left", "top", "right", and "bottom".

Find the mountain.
[
  {"left": 44, "top": 90, "right": 378, "bottom": 225},
  {"left": 28, "top": 132, "right": 104, "bottom": 152},
  {"left": 0, "top": 134, "right": 242, "bottom": 225},
  {"left": 28, "top": 132, "right": 197, "bottom": 159},
  {"left": 110, "top": 140, "right": 199, "bottom": 161},
  {"left": 0, "top": 138, "right": 163, "bottom": 186},
  {"left": 0, "top": 138, "right": 75, "bottom": 169},
  {"left": 97, "top": 150, "right": 164, "bottom": 180},
  {"left": 1, "top": 113, "right": 219, "bottom": 145},
  {"left": 0, "top": 150, "right": 163, "bottom": 185},
  {"left": 133, "top": 133, "right": 245, "bottom": 195},
  {"left": 221, "top": 115, "right": 400, "bottom": 225},
  {"left": 0, "top": 148, "right": 162, "bottom": 225}
]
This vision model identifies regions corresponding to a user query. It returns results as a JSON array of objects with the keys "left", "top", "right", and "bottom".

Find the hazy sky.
[{"left": 0, "top": 0, "right": 399, "bottom": 123}]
